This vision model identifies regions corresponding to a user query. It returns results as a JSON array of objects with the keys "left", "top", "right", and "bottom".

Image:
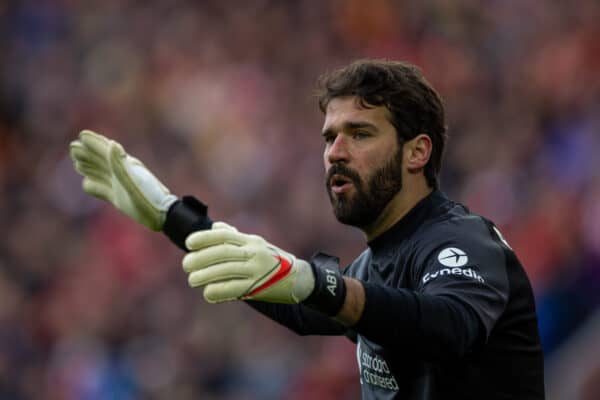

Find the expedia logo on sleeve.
[{"left": 422, "top": 247, "right": 485, "bottom": 285}]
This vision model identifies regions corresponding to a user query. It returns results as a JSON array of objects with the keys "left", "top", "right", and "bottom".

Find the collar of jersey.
[{"left": 367, "top": 190, "right": 450, "bottom": 255}]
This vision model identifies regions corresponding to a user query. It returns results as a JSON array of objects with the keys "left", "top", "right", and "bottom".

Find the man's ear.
[{"left": 404, "top": 134, "right": 432, "bottom": 172}]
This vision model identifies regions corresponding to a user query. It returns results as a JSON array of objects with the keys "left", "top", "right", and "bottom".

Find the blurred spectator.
[{"left": 0, "top": 0, "right": 598, "bottom": 398}]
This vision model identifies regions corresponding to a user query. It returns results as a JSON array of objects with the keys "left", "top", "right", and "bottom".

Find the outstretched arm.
[{"left": 70, "top": 130, "right": 346, "bottom": 336}]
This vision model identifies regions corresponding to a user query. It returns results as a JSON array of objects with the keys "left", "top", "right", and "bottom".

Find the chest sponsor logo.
[
  {"left": 437, "top": 247, "right": 468, "bottom": 267},
  {"left": 356, "top": 342, "right": 399, "bottom": 392}
]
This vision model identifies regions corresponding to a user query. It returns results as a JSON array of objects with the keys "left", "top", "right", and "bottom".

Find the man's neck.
[{"left": 362, "top": 182, "right": 433, "bottom": 242}]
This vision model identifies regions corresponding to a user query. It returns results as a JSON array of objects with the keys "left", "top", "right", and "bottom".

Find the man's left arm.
[
  {"left": 336, "top": 277, "right": 489, "bottom": 360},
  {"left": 335, "top": 225, "right": 510, "bottom": 360},
  {"left": 178, "top": 217, "right": 509, "bottom": 362}
]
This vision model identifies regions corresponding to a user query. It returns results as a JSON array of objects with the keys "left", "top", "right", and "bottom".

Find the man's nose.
[{"left": 326, "top": 135, "right": 350, "bottom": 164}]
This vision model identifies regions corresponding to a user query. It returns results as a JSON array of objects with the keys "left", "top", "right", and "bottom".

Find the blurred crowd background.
[{"left": 0, "top": 0, "right": 599, "bottom": 399}]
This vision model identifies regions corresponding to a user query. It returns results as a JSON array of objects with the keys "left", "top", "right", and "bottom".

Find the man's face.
[{"left": 322, "top": 96, "right": 404, "bottom": 228}]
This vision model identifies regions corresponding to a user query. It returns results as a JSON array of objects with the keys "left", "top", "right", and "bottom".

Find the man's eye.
[
  {"left": 323, "top": 135, "right": 335, "bottom": 144},
  {"left": 353, "top": 131, "right": 369, "bottom": 140}
]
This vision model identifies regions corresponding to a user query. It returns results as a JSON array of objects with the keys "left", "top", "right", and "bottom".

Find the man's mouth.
[{"left": 330, "top": 174, "right": 354, "bottom": 194}]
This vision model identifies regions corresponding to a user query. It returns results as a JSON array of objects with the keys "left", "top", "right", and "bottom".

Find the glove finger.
[
  {"left": 73, "top": 157, "right": 104, "bottom": 172},
  {"left": 203, "top": 280, "right": 254, "bottom": 303},
  {"left": 79, "top": 130, "right": 111, "bottom": 160},
  {"left": 108, "top": 141, "right": 141, "bottom": 192},
  {"left": 182, "top": 244, "right": 248, "bottom": 273},
  {"left": 108, "top": 141, "right": 156, "bottom": 214},
  {"left": 74, "top": 161, "right": 111, "bottom": 185},
  {"left": 187, "top": 261, "right": 250, "bottom": 287},
  {"left": 82, "top": 178, "right": 112, "bottom": 202},
  {"left": 211, "top": 221, "right": 238, "bottom": 232},
  {"left": 69, "top": 140, "right": 85, "bottom": 161},
  {"left": 186, "top": 227, "right": 245, "bottom": 251},
  {"left": 70, "top": 141, "right": 109, "bottom": 171}
]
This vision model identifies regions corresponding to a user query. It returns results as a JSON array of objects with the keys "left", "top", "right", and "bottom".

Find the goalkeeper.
[{"left": 70, "top": 59, "right": 545, "bottom": 399}]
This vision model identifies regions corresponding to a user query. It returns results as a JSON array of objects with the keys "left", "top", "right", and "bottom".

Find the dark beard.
[{"left": 326, "top": 149, "right": 403, "bottom": 228}]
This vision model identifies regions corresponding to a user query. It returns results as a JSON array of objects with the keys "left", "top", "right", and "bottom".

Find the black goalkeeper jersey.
[{"left": 249, "top": 190, "right": 544, "bottom": 399}]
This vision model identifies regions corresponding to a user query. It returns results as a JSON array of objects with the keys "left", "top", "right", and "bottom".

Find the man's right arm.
[
  {"left": 70, "top": 131, "right": 346, "bottom": 337},
  {"left": 331, "top": 224, "right": 510, "bottom": 361}
]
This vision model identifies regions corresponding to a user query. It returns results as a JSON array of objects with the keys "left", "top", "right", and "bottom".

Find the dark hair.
[{"left": 317, "top": 59, "right": 447, "bottom": 189}]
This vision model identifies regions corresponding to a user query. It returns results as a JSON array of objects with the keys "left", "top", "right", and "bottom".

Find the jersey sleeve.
[
  {"left": 413, "top": 217, "right": 509, "bottom": 338},
  {"left": 353, "top": 218, "right": 510, "bottom": 360}
]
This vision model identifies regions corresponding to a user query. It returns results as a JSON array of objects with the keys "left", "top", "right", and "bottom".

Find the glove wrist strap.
[
  {"left": 302, "top": 253, "right": 346, "bottom": 316},
  {"left": 163, "top": 196, "right": 213, "bottom": 251}
]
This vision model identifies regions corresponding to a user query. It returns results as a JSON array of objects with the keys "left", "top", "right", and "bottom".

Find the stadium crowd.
[{"left": 0, "top": 1, "right": 599, "bottom": 399}]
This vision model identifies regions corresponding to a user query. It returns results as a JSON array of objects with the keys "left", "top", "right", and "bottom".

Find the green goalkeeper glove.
[
  {"left": 183, "top": 222, "right": 316, "bottom": 304},
  {"left": 69, "top": 130, "right": 178, "bottom": 231}
]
